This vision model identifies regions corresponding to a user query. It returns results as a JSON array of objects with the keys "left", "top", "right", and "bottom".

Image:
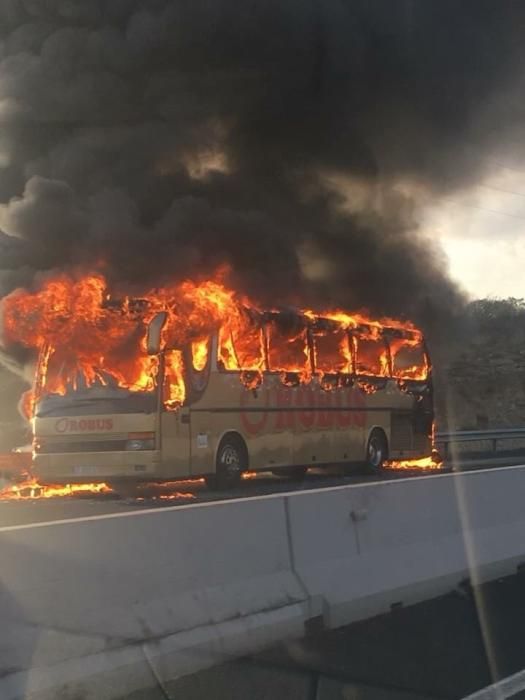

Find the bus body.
[{"left": 31, "top": 314, "right": 433, "bottom": 485}]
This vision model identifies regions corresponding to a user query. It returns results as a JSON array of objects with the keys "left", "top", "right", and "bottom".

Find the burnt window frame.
[
  {"left": 310, "top": 322, "right": 354, "bottom": 389},
  {"left": 388, "top": 334, "right": 428, "bottom": 381},
  {"left": 263, "top": 314, "right": 313, "bottom": 386},
  {"left": 348, "top": 327, "right": 391, "bottom": 394},
  {"left": 216, "top": 324, "right": 267, "bottom": 374}
]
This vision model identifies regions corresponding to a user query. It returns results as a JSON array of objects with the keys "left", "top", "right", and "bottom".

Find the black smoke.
[{"left": 0, "top": 0, "right": 524, "bottom": 326}]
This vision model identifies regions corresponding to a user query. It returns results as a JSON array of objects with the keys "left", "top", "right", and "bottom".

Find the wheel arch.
[
  {"left": 214, "top": 430, "right": 249, "bottom": 470},
  {"left": 366, "top": 425, "right": 389, "bottom": 459}
]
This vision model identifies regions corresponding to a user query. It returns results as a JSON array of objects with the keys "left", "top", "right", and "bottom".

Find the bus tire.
[
  {"left": 363, "top": 429, "right": 388, "bottom": 474},
  {"left": 206, "top": 435, "right": 246, "bottom": 490},
  {"left": 272, "top": 466, "right": 307, "bottom": 480}
]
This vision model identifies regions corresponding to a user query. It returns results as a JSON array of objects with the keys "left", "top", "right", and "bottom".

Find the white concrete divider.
[
  {"left": 288, "top": 464, "right": 525, "bottom": 628},
  {"left": 2, "top": 465, "right": 525, "bottom": 699},
  {"left": 0, "top": 497, "right": 309, "bottom": 700}
]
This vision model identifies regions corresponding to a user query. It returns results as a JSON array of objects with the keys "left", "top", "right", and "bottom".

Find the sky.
[{"left": 424, "top": 166, "right": 525, "bottom": 301}]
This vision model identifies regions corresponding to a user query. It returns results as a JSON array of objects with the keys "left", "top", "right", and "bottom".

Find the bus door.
[
  {"left": 159, "top": 348, "right": 192, "bottom": 477},
  {"left": 181, "top": 338, "right": 215, "bottom": 475}
]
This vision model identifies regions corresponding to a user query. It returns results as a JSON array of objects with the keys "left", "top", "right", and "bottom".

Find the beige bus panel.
[
  {"left": 185, "top": 362, "right": 422, "bottom": 474},
  {"left": 203, "top": 371, "right": 295, "bottom": 471},
  {"left": 33, "top": 449, "right": 160, "bottom": 482},
  {"left": 289, "top": 382, "right": 371, "bottom": 466}
]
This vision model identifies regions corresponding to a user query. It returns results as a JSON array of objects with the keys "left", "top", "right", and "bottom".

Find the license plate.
[{"left": 73, "top": 465, "right": 98, "bottom": 476}]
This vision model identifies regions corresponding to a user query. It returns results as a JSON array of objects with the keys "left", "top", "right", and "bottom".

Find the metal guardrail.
[{"left": 435, "top": 428, "right": 525, "bottom": 458}]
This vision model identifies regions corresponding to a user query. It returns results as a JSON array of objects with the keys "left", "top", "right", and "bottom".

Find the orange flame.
[
  {"left": 2, "top": 272, "right": 429, "bottom": 417},
  {"left": 385, "top": 456, "right": 442, "bottom": 471},
  {"left": 191, "top": 339, "right": 209, "bottom": 371},
  {"left": 0, "top": 478, "right": 111, "bottom": 500},
  {"left": 0, "top": 477, "right": 204, "bottom": 501}
]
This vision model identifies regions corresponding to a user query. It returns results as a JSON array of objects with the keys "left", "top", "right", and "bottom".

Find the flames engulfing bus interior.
[{"left": 2, "top": 273, "right": 430, "bottom": 414}]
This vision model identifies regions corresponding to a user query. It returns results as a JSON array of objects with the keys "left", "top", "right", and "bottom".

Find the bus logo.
[
  {"left": 240, "top": 386, "right": 366, "bottom": 436},
  {"left": 54, "top": 418, "right": 114, "bottom": 433}
]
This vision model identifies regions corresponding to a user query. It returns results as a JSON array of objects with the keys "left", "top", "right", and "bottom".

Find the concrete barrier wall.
[
  {"left": 288, "top": 466, "right": 525, "bottom": 628},
  {"left": 2, "top": 465, "right": 525, "bottom": 699},
  {"left": 0, "top": 498, "right": 309, "bottom": 700}
]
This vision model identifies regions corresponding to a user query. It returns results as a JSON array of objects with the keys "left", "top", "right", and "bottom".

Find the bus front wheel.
[
  {"left": 206, "top": 436, "right": 246, "bottom": 490},
  {"left": 364, "top": 430, "right": 388, "bottom": 474}
]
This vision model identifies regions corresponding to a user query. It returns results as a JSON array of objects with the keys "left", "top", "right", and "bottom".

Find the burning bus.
[{"left": 2, "top": 274, "right": 434, "bottom": 490}]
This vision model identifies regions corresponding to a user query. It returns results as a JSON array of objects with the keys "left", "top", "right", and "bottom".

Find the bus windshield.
[{"left": 34, "top": 343, "right": 160, "bottom": 417}]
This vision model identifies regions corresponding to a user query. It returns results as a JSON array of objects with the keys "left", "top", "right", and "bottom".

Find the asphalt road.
[
  {"left": 174, "top": 571, "right": 525, "bottom": 700},
  {"left": 0, "top": 466, "right": 442, "bottom": 529},
  {"left": 2, "top": 452, "right": 525, "bottom": 530}
]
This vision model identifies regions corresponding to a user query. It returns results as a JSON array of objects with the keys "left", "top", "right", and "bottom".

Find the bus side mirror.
[{"left": 147, "top": 312, "right": 168, "bottom": 354}]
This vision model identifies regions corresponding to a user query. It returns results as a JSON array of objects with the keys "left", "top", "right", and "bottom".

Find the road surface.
[
  {"left": 2, "top": 452, "right": 525, "bottom": 529},
  {"left": 0, "top": 467, "right": 440, "bottom": 528}
]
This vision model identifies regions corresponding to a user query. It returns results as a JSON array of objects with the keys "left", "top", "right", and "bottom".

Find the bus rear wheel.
[
  {"left": 206, "top": 436, "right": 246, "bottom": 490},
  {"left": 364, "top": 430, "right": 388, "bottom": 474}
]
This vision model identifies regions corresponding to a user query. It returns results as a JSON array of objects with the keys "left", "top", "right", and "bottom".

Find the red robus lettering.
[
  {"left": 53, "top": 416, "right": 114, "bottom": 433},
  {"left": 333, "top": 391, "right": 352, "bottom": 428},
  {"left": 274, "top": 388, "right": 295, "bottom": 431},
  {"left": 347, "top": 389, "right": 366, "bottom": 427},
  {"left": 316, "top": 392, "right": 334, "bottom": 428},
  {"left": 295, "top": 387, "right": 315, "bottom": 429},
  {"left": 55, "top": 418, "right": 68, "bottom": 433},
  {"left": 240, "top": 388, "right": 269, "bottom": 436}
]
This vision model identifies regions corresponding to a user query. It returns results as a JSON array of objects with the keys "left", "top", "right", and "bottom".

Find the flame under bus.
[{"left": 31, "top": 306, "right": 434, "bottom": 487}]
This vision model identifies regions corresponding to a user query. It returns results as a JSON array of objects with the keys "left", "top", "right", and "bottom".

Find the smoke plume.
[{"left": 0, "top": 1, "right": 523, "bottom": 326}]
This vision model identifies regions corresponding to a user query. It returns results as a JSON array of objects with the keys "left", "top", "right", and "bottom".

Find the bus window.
[
  {"left": 390, "top": 338, "right": 428, "bottom": 380},
  {"left": 313, "top": 329, "right": 352, "bottom": 375},
  {"left": 191, "top": 338, "right": 209, "bottom": 372},
  {"left": 218, "top": 323, "right": 264, "bottom": 371},
  {"left": 164, "top": 349, "right": 186, "bottom": 408},
  {"left": 355, "top": 335, "right": 389, "bottom": 376},
  {"left": 266, "top": 321, "right": 310, "bottom": 376}
]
